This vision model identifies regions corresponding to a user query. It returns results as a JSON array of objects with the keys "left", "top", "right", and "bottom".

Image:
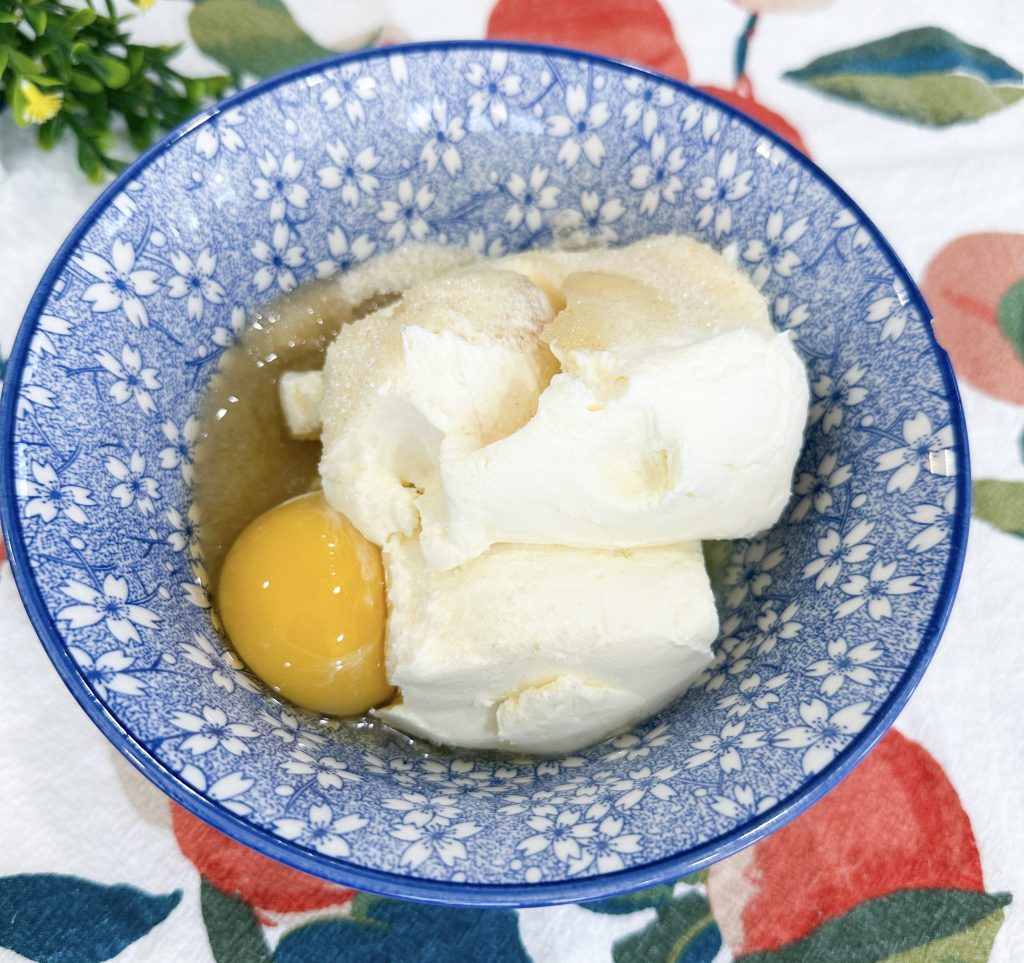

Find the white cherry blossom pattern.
[
  {"left": 282, "top": 749, "right": 362, "bottom": 789},
  {"left": 809, "top": 363, "right": 868, "bottom": 434},
  {"left": 106, "top": 450, "right": 160, "bottom": 515},
  {"left": 753, "top": 134, "right": 788, "bottom": 169},
  {"left": 467, "top": 227, "right": 507, "bottom": 259},
  {"left": 391, "top": 817, "right": 481, "bottom": 870},
  {"left": 252, "top": 151, "right": 309, "bottom": 222},
  {"left": 697, "top": 620, "right": 754, "bottom": 692},
  {"left": 316, "top": 141, "right": 381, "bottom": 206},
  {"left": 774, "top": 699, "right": 872, "bottom": 775},
  {"left": 158, "top": 417, "right": 198, "bottom": 485},
  {"left": 179, "top": 632, "right": 258, "bottom": 694},
  {"left": 465, "top": 51, "right": 522, "bottom": 126},
  {"left": 503, "top": 166, "right": 560, "bottom": 233},
  {"left": 179, "top": 766, "right": 254, "bottom": 816},
  {"left": 112, "top": 180, "right": 144, "bottom": 217},
  {"left": 31, "top": 312, "right": 75, "bottom": 357},
  {"left": 170, "top": 705, "right": 258, "bottom": 756},
  {"left": 383, "top": 792, "right": 463, "bottom": 828},
  {"left": 18, "top": 461, "right": 93, "bottom": 524},
  {"left": 95, "top": 345, "right": 160, "bottom": 415},
  {"left": 742, "top": 211, "right": 808, "bottom": 288},
  {"left": 802, "top": 521, "right": 875, "bottom": 590},
  {"left": 274, "top": 804, "right": 367, "bottom": 858},
  {"left": 753, "top": 601, "right": 802, "bottom": 656},
  {"left": 830, "top": 208, "right": 870, "bottom": 253},
  {"left": 790, "top": 451, "right": 852, "bottom": 522},
  {"left": 603, "top": 722, "right": 671, "bottom": 762},
  {"left": 716, "top": 672, "right": 790, "bottom": 718},
  {"left": 259, "top": 707, "right": 327, "bottom": 747},
  {"left": 773, "top": 295, "right": 810, "bottom": 333},
  {"left": 553, "top": 190, "right": 624, "bottom": 245},
  {"left": 377, "top": 179, "right": 435, "bottom": 245},
  {"left": 194, "top": 108, "right": 245, "bottom": 160},
  {"left": 694, "top": 149, "right": 753, "bottom": 238},
  {"left": 76, "top": 239, "right": 159, "bottom": 328},
  {"left": 412, "top": 97, "right": 465, "bottom": 176},
  {"left": 16, "top": 372, "right": 56, "bottom": 417},
  {"left": 684, "top": 720, "right": 766, "bottom": 773},
  {"left": 806, "top": 638, "right": 882, "bottom": 696},
  {"left": 568, "top": 815, "right": 642, "bottom": 876},
  {"left": 545, "top": 83, "right": 610, "bottom": 169},
  {"left": 837, "top": 560, "right": 921, "bottom": 621},
  {"left": 875, "top": 413, "right": 955, "bottom": 494},
  {"left": 251, "top": 224, "right": 306, "bottom": 294},
  {"left": 908, "top": 488, "right": 957, "bottom": 553},
  {"left": 630, "top": 131, "right": 685, "bottom": 215},
  {"left": 180, "top": 559, "right": 214, "bottom": 615},
  {"left": 606, "top": 766, "right": 678, "bottom": 809},
  {"left": 518, "top": 807, "right": 596, "bottom": 864},
  {"left": 320, "top": 64, "right": 377, "bottom": 123},
  {"left": 362, "top": 751, "right": 417, "bottom": 788},
  {"left": 865, "top": 277, "right": 912, "bottom": 342},
  {"left": 723, "top": 539, "right": 785, "bottom": 607},
  {"left": 621, "top": 75, "right": 675, "bottom": 139},
  {"left": 388, "top": 51, "right": 408, "bottom": 86},
  {"left": 165, "top": 506, "right": 199, "bottom": 555},
  {"left": 212, "top": 305, "right": 246, "bottom": 351},
  {"left": 708, "top": 784, "right": 778, "bottom": 820},
  {"left": 315, "top": 227, "right": 376, "bottom": 280},
  {"left": 70, "top": 647, "right": 146, "bottom": 698},
  {"left": 57, "top": 574, "right": 159, "bottom": 643},
  {"left": 420, "top": 759, "right": 517, "bottom": 799},
  {"left": 167, "top": 249, "right": 225, "bottom": 321},
  {"left": 680, "top": 101, "right": 722, "bottom": 144}
]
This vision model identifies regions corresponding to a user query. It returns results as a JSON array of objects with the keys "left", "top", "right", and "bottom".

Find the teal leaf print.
[
  {"left": 735, "top": 889, "right": 1011, "bottom": 963},
  {"left": 273, "top": 893, "right": 531, "bottom": 963},
  {"left": 0, "top": 874, "right": 181, "bottom": 963},
  {"left": 784, "top": 27, "right": 1024, "bottom": 126},
  {"left": 611, "top": 890, "right": 720, "bottom": 963},
  {"left": 997, "top": 277, "right": 1024, "bottom": 363},
  {"left": 200, "top": 878, "right": 272, "bottom": 963}
]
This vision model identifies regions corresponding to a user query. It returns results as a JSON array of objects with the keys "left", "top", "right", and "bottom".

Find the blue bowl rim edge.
[{"left": 0, "top": 39, "right": 971, "bottom": 908}]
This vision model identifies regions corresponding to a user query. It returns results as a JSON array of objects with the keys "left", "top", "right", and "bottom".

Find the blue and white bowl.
[{"left": 0, "top": 42, "right": 968, "bottom": 906}]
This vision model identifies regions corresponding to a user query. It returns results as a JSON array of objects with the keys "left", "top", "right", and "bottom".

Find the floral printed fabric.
[{"left": 1, "top": 0, "right": 1023, "bottom": 960}]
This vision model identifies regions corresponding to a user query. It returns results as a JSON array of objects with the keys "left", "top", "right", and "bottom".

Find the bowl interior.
[{"left": 1, "top": 42, "right": 967, "bottom": 903}]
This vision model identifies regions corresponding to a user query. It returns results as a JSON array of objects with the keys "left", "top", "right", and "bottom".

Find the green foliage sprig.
[{"left": 0, "top": 0, "right": 231, "bottom": 180}]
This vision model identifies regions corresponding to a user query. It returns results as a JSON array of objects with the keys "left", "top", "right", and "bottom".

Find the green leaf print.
[
  {"left": 736, "top": 889, "right": 1011, "bottom": 963},
  {"left": 997, "top": 278, "right": 1024, "bottom": 363},
  {"left": 189, "top": 0, "right": 332, "bottom": 78},
  {"left": 200, "top": 877, "right": 272, "bottom": 963},
  {"left": 973, "top": 479, "right": 1024, "bottom": 537},
  {"left": 785, "top": 27, "right": 1024, "bottom": 126},
  {"left": 612, "top": 890, "right": 721, "bottom": 963}
]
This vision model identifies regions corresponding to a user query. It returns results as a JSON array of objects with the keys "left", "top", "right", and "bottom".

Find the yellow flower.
[
  {"left": 19, "top": 80, "right": 63, "bottom": 124},
  {"left": 136, "top": 0, "right": 156, "bottom": 9}
]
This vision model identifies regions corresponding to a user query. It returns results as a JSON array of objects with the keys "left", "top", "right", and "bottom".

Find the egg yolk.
[{"left": 217, "top": 491, "right": 393, "bottom": 715}]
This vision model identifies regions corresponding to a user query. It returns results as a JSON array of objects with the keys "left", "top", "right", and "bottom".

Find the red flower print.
[
  {"left": 487, "top": 0, "right": 689, "bottom": 81},
  {"left": 707, "top": 729, "right": 985, "bottom": 954},
  {"left": 171, "top": 804, "right": 355, "bottom": 916},
  {"left": 922, "top": 232, "right": 1024, "bottom": 404}
]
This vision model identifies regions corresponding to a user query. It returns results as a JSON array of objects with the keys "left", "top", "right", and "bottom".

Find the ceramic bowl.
[{"left": 0, "top": 41, "right": 968, "bottom": 906}]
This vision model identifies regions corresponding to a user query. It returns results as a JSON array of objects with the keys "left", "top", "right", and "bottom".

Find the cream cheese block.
[
  {"left": 375, "top": 537, "right": 719, "bottom": 754},
  {"left": 317, "top": 267, "right": 558, "bottom": 546}
]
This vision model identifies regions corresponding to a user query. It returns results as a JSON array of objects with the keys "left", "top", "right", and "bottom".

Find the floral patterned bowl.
[{"left": 0, "top": 42, "right": 968, "bottom": 906}]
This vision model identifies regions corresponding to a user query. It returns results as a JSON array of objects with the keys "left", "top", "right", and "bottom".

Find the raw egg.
[{"left": 217, "top": 491, "right": 393, "bottom": 715}]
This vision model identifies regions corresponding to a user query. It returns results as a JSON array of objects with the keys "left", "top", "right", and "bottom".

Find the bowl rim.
[{"left": 0, "top": 39, "right": 971, "bottom": 908}]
